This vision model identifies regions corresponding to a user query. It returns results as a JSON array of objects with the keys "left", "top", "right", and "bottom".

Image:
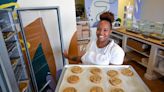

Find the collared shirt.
[{"left": 81, "top": 39, "right": 125, "bottom": 65}]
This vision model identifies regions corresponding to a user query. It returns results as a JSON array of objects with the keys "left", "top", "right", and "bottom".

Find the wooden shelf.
[
  {"left": 14, "top": 65, "right": 23, "bottom": 81},
  {"left": 19, "top": 80, "right": 29, "bottom": 92},
  {"left": 8, "top": 45, "right": 17, "bottom": 57},
  {"left": 77, "top": 38, "right": 90, "bottom": 41},
  {"left": 111, "top": 33, "right": 123, "bottom": 40},
  {"left": 6, "top": 42, "right": 16, "bottom": 52},
  {"left": 154, "top": 68, "right": 164, "bottom": 76},
  {"left": 127, "top": 46, "right": 149, "bottom": 57},
  {"left": 1, "top": 24, "right": 15, "bottom": 32},
  {"left": 158, "top": 49, "right": 164, "bottom": 56},
  {"left": 157, "top": 54, "right": 164, "bottom": 58},
  {"left": 4, "top": 32, "right": 16, "bottom": 42},
  {"left": 135, "top": 60, "right": 148, "bottom": 68},
  {"left": 126, "top": 51, "right": 148, "bottom": 68},
  {"left": 77, "top": 39, "right": 90, "bottom": 45},
  {"left": 114, "top": 27, "right": 164, "bottom": 47},
  {"left": 11, "top": 58, "right": 20, "bottom": 70}
]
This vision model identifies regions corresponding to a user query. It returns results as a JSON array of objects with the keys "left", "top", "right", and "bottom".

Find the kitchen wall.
[{"left": 141, "top": 0, "right": 164, "bottom": 22}]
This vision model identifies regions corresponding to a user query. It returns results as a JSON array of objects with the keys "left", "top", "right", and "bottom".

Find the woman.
[{"left": 64, "top": 11, "right": 125, "bottom": 65}]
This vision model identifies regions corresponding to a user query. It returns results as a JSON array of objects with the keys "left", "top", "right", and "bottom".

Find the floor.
[{"left": 124, "top": 61, "right": 164, "bottom": 92}]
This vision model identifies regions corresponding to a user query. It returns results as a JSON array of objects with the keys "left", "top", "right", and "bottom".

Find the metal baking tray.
[{"left": 55, "top": 65, "right": 151, "bottom": 92}]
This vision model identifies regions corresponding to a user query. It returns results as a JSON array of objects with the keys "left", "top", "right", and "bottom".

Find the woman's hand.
[{"left": 63, "top": 50, "right": 83, "bottom": 63}]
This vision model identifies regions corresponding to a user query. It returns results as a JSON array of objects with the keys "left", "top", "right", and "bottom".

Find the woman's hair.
[{"left": 99, "top": 11, "right": 114, "bottom": 28}]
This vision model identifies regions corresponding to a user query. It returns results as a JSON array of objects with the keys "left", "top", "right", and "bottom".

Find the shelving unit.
[
  {"left": 11, "top": 57, "right": 20, "bottom": 71},
  {"left": 126, "top": 51, "right": 148, "bottom": 67},
  {"left": 154, "top": 49, "right": 164, "bottom": 76},
  {"left": 111, "top": 31, "right": 123, "bottom": 39},
  {"left": 154, "top": 68, "right": 164, "bottom": 76},
  {"left": 19, "top": 80, "right": 29, "bottom": 92},
  {"left": 157, "top": 54, "right": 164, "bottom": 58},
  {"left": 126, "top": 46, "right": 150, "bottom": 57},
  {"left": 157, "top": 49, "right": 164, "bottom": 58},
  {"left": 76, "top": 23, "right": 90, "bottom": 55},
  {"left": 111, "top": 27, "right": 164, "bottom": 80},
  {"left": 125, "top": 38, "right": 150, "bottom": 67},
  {"left": 110, "top": 31, "right": 123, "bottom": 47},
  {"left": 0, "top": 9, "right": 30, "bottom": 92}
]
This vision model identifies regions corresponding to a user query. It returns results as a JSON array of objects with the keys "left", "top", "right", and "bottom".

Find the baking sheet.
[{"left": 55, "top": 65, "right": 151, "bottom": 92}]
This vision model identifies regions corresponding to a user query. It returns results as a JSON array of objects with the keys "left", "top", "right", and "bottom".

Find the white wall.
[
  {"left": 17, "top": 0, "right": 77, "bottom": 70},
  {"left": 17, "top": 0, "right": 76, "bottom": 52},
  {"left": 141, "top": 0, "right": 164, "bottom": 22}
]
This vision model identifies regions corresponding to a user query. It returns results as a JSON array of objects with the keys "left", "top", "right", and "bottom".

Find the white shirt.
[{"left": 81, "top": 39, "right": 125, "bottom": 65}]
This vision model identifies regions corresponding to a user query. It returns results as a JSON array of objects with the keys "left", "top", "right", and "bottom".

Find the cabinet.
[
  {"left": 0, "top": 9, "right": 30, "bottom": 92},
  {"left": 110, "top": 31, "right": 123, "bottom": 47},
  {"left": 111, "top": 28, "right": 164, "bottom": 80}
]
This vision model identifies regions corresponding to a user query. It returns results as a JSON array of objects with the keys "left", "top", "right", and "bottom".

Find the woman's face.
[{"left": 96, "top": 20, "right": 112, "bottom": 43}]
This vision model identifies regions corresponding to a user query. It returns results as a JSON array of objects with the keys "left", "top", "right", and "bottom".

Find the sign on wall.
[
  {"left": 85, "top": 0, "right": 118, "bottom": 27},
  {"left": 134, "top": 0, "right": 142, "bottom": 21}
]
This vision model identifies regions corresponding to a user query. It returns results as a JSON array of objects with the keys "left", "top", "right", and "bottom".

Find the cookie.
[
  {"left": 121, "top": 68, "right": 133, "bottom": 76},
  {"left": 90, "top": 86, "right": 103, "bottom": 92},
  {"left": 90, "top": 74, "right": 102, "bottom": 83},
  {"left": 109, "top": 77, "right": 122, "bottom": 86},
  {"left": 107, "top": 70, "right": 118, "bottom": 77},
  {"left": 67, "top": 75, "right": 79, "bottom": 84},
  {"left": 90, "top": 67, "right": 101, "bottom": 75},
  {"left": 111, "top": 88, "right": 124, "bottom": 92},
  {"left": 63, "top": 87, "right": 77, "bottom": 92},
  {"left": 71, "top": 66, "right": 83, "bottom": 74}
]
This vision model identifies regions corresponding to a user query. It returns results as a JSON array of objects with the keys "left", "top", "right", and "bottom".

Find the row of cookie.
[
  {"left": 63, "top": 86, "right": 124, "bottom": 92},
  {"left": 67, "top": 74, "right": 122, "bottom": 85},
  {"left": 70, "top": 66, "right": 134, "bottom": 77},
  {"left": 63, "top": 77, "right": 124, "bottom": 92}
]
